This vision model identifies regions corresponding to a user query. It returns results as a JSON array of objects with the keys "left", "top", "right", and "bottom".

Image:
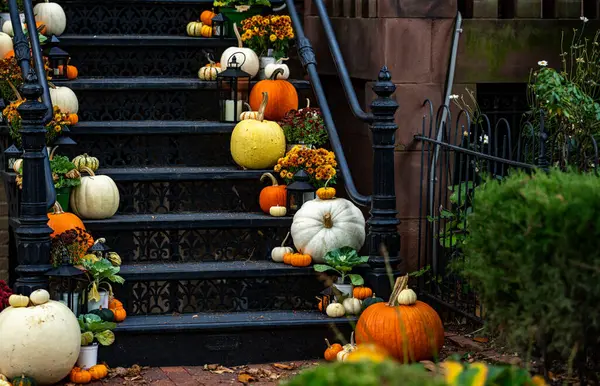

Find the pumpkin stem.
[
  {"left": 323, "top": 213, "right": 333, "bottom": 229},
  {"left": 260, "top": 172, "right": 278, "bottom": 187},
  {"left": 324, "top": 177, "right": 332, "bottom": 188},
  {"left": 52, "top": 201, "right": 65, "bottom": 214},
  {"left": 276, "top": 57, "right": 289, "bottom": 65},
  {"left": 233, "top": 23, "right": 243, "bottom": 48},
  {"left": 350, "top": 331, "right": 355, "bottom": 346},
  {"left": 49, "top": 145, "right": 59, "bottom": 161},
  {"left": 205, "top": 51, "right": 215, "bottom": 65},
  {"left": 243, "top": 102, "right": 253, "bottom": 112},
  {"left": 80, "top": 166, "right": 96, "bottom": 177},
  {"left": 281, "top": 231, "right": 290, "bottom": 247},
  {"left": 388, "top": 275, "right": 409, "bottom": 306},
  {"left": 257, "top": 92, "right": 269, "bottom": 121},
  {"left": 269, "top": 68, "right": 285, "bottom": 80},
  {"left": 324, "top": 338, "right": 332, "bottom": 348},
  {"left": 305, "top": 98, "right": 310, "bottom": 109}
]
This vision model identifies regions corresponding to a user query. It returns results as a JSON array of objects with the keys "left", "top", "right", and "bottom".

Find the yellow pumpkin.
[
  {"left": 88, "top": 364, "right": 108, "bottom": 380},
  {"left": 345, "top": 344, "right": 390, "bottom": 363},
  {"left": 200, "top": 24, "right": 212, "bottom": 38},
  {"left": 186, "top": 21, "right": 203, "bottom": 37},
  {"left": 230, "top": 92, "right": 285, "bottom": 170}
]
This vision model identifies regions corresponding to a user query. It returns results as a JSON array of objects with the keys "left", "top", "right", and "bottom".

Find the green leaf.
[
  {"left": 81, "top": 331, "right": 94, "bottom": 346},
  {"left": 348, "top": 274, "right": 364, "bottom": 286},
  {"left": 95, "top": 330, "right": 115, "bottom": 346},
  {"left": 313, "top": 264, "right": 335, "bottom": 273}
]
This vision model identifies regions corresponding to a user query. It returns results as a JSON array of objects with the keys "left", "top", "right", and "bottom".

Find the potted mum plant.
[
  {"left": 82, "top": 254, "right": 124, "bottom": 311},
  {"left": 314, "top": 247, "right": 369, "bottom": 299},
  {"left": 274, "top": 146, "right": 337, "bottom": 189},
  {"left": 213, "top": 0, "right": 271, "bottom": 38},
  {"left": 280, "top": 99, "right": 327, "bottom": 150},
  {"left": 77, "top": 313, "right": 116, "bottom": 369}
]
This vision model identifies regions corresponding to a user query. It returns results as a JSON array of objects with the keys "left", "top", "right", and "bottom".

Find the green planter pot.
[
  {"left": 220, "top": 7, "right": 262, "bottom": 38},
  {"left": 55, "top": 187, "right": 71, "bottom": 212}
]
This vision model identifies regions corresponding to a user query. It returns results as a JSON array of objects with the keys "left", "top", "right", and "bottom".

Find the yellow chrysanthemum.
[
  {"left": 280, "top": 170, "right": 287, "bottom": 178},
  {"left": 286, "top": 172, "right": 293, "bottom": 179}
]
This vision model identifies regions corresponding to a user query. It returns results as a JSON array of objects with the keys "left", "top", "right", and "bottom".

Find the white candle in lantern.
[{"left": 224, "top": 99, "right": 243, "bottom": 122}]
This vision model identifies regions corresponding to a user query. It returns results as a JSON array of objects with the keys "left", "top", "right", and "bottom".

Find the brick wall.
[{"left": 0, "top": 183, "right": 9, "bottom": 282}]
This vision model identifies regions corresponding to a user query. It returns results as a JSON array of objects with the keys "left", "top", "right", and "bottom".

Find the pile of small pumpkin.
[
  {"left": 186, "top": 10, "right": 217, "bottom": 38},
  {"left": 69, "top": 364, "right": 108, "bottom": 384},
  {"left": 0, "top": 374, "right": 38, "bottom": 386},
  {"left": 88, "top": 297, "right": 127, "bottom": 324},
  {"left": 318, "top": 286, "right": 378, "bottom": 319}
]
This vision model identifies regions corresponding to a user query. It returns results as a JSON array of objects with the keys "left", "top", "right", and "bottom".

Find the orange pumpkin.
[
  {"left": 47, "top": 202, "right": 91, "bottom": 245},
  {"left": 200, "top": 10, "right": 216, "bottom": 26},
  {"left": 353, "top": 286, "right": 373, "bottom": 300},
  {"left": 283, "top": 252, "right": 293, "bottom": 265},
  {"left": 355, "top": 276, "right": 444, "bottom": 363},
  {"left": 4, "top": 50, "right": 14, "bottom": 59},
  {"left": 108, "top": 297, "right": 123, "bottom": 310},
  {"left": 290, "top": 253, "right": 312, "bottom": 267},
  {"left": 66, "top": 65, "right": 78, "bottom": 80},
  {"left": 316, "top": 295, "right": 330, "bottom": 312},
  {"left": 249, "top": 69, "right": 298, "bottom": 121},
  {"left": 112, "top": 307, "right": 127, "bottom": 322},
  {"left": 35, "top": 21, "right": 47, "bottom": 35},
  {"left": 88, "top": 364, "right": 108, "bottom": 380},
  {"left": 70, "top": 367, "right": 92, "bottom": 384},
  {"left": 67, "top": 113, "right": 79, "bottom": 125},
  {"left": 259, "top": 172, "right": 287, "bottom": 213},
  {"left": 324, "top": 338, "right": 343, "bottom": 361}
]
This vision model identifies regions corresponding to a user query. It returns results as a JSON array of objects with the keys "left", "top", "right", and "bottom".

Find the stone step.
[
  {"left": 52, "top": 78, "right": 311, "bottom": 121},
  {"left": 70, "top": 120, "right": 235, "bottom": 135},
  {"left": 114, "top": 261, "right": 322, "bottom": 315},
  {"left": 60, "top": 0, "right": 282, "bottom": 36},
  {"left": 100, "top": 311, "right": 353, "bottom": 367}
]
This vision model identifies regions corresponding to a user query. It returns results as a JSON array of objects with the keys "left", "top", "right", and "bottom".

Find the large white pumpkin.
[
  {"left": 0, "top": 32, "right": 13, "bottom": 58},
  {"left": 220, "top": 23, "right": 259, "bottom": 79},
  {"left": 0, "top": 300, "right": 81, "bottom": 385},
  {"left": 33, "top": 0, "right": 67, "bottom": 36},
  {"left": 1, "top": 20, "right": 25, "bottom": 37},
  {"left": 49, "top": 86, "right": 79, "bottom": 114},
  {"left": 230, "top": 92, "right": 285, "bottom": 169},
  {"left": 70, "top": 169, "right": 120, "bottom": 219},
  {"left": 291, "top": 198, "right": 366, "bottom": 263}
]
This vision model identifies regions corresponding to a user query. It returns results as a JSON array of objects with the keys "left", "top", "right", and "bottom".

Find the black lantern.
[
  {"left": 211, "top": 13, "right": 229, "bottom": 39},
  {"left": 286, "top": 169, "right": 316, "bottom": 214},
  {"left": 217, "top": 55, "right": 251, "bottom": 123},
  {"left": 47, "top": 36, "right": 70, "bottom": 80},
  {"left": 46, "top": 254, "right": 85, "bottom": 315},
  {"left": 88, "top": 238, "right": 111, "bottom": 259},
  {"left": 4, "top": 144, "right": 22, "bottom": 172}
]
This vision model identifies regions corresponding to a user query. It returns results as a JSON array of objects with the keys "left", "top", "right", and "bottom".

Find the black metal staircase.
[{"left": 2, "top": 0, "right": 400, "bottom": 367}]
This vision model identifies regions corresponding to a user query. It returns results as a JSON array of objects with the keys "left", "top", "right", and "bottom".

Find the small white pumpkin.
[
  {"left": 291, "top": 198, "right": 366, "bottom": 263},
  {"left": 33, "top": 0, "right": 67, "bottom": 36},
  {"left": 49, "top": 86, "right": 79, "bottom": 114},
  {"left": 336, "top": 332, "right": 357, "bottom": 361},
  {"left": 326, "top": 302, "right": 345, "bottom": 318},
  {"left": 269, "top": 205, "right": 287, "bottom": 217},
  {"left": 220, "top": 23, "right": 259, "bottom": 79},
  {"left": 397, "top": 287, "right": 418, "bottom": 305},
  {"left": 342, "top": 297, "right": 362, "bottom": 315},
  {"left": 12, "top": 158, "right": 22, "bottom": 174},
  {"left": 271, "top": 232, "right": 293, "bottom": 263},
  {"left": 198, "top": 65, "right": 222, "bottom": 81},
  {"left": 264, "top": 57, "right": 290, "bottom": 80},
  {"left": 8, "top": 294, "right": 29, "bottom": 308},
  {"left": 0, "top": 32, "right": 13, "bottom": 58},
  {"left": 186, "top": 21, "right": 203, "bottom": 37},
  {"left": 239, "top": 103, "right": 259, "bottom": 121},
  {"left": 1, "top": 21, "right": 24, "bottom": 37},
  {"left": 70, "top": 167, "right": 120, "bottom": 220},
  {"left": 30, "top": 289, "right": 50, "bottom": 305}
]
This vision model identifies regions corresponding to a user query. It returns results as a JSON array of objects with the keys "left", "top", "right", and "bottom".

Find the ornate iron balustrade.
[
  {"left": 285, "top": 0, "right": 400, "bottom": 296},
  {"left": 5, "top": 0, "right": 58, "bottom": 294}
]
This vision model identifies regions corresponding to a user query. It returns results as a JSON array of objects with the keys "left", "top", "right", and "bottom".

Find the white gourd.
[
  {"left": 8, "top": 294, "right": 29, "bottom": 308},
  {"left": 33, "top": 1, "right": 66, "bottom": 36},
  {"left": 342, "top": 297, "right": 362, "bottom": 315},
  {"left": 239, "top": 103, "right": 259, "bottom": 120},
  {"left": 198, "top": 66, "right": 222, "bottom": 81},
  {"left": 326, "top": 303, "right": 345, "bottom": 318},
  {"left": 269, "top": 205, "right": 287, "bottom": 217},
  {"left": 70, "top": 168, "right": 120, "bottom": 220},
  {"left": 49, "top": 86, "right": 79, "bottom": 114},
  {"left": 220, "top": 23, "right": 259, "bottom": 79},
  {"left": 0, "top": 300, "right": 81, "bottom": 384},
  {"left": 291, "top": 198, "right": 366, "bottom": 263},
  {"left": 0, "top": 32, "right": 13, "bottom": 58},
  {"left": 2, "top": 21, "right": 25, "bottom": 37},
  {"left": 29, "top": 289, "right": 50, "bottom": 305},
  {"left": 264, "top": 57, "right": 290, "bottom": 80},
  {"left": 187, "top": 21, "right": 203, "bottom": 37},
  {"left": 397, "top": 288, "right": 418, "bottom": 305},
  {"left": 271, "top": 232, "right": 293, "bottom": 263},
  {"left": 336, "top": 332, "right": 357, "bottom": 361}
]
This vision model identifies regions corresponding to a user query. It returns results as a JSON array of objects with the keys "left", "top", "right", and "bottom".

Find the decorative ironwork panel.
[
  {"left": 62, "top": 134, "right": 233, "bottom": 167},
  {"left": 93, "top": 227, "right": 287, "bottom": 263},
  {"left": 72, "top": 90, "right": 219, "bottom": 121},
  {"left": 115, "top": 180, "right": 262, "bottom": 214},
  {"left": 118, "top": 275, "right": 322, "bottom": 315},
  {"left": 67, "top": 46, "right": 216, "bottom": 78},
  {"left": 62, "top": 3, "right": 204, "bottom": 35}
]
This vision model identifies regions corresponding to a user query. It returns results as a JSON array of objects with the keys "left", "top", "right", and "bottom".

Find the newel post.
[
  {"left": 364, "top": 66, "right": 401, "bottom": 299},
  {"left": 13, "top": 73, "right": 53, "bottom": 295}
]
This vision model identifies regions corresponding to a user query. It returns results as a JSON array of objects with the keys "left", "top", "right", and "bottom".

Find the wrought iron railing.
[
  {"left": 285, "top": 0, "right": 401, "bottom": 297},
  {"left": 5, "top": 0, "right": 56, "bottom": 294},
  {"left": 414, "top": 103, "right": 599, "bottom": 321}
]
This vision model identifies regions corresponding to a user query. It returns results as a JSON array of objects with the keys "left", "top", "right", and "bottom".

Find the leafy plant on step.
[
  {"left": 82, "top": 258, "right": 124, "bottom": 303},
  {"left": 313, "top": 247, "right": 369, "bottom": 286},
  {"left": 78, "top": 313, "right": 117, "bottom": 347}
]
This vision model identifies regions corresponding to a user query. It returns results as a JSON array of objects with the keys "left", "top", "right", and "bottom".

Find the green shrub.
[
  {"left": 458, "top": 169, "right": 600, "bottom": 359},
  {"left": 281, "top": 361, "right": 445, "bottom": 386}
]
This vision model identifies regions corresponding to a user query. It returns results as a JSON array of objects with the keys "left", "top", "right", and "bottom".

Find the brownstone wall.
[{"left": 0, "top": 184, "right": 9, "bottom": 282}]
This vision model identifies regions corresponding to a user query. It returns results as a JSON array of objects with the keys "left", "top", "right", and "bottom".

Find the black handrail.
[
  {"left": 8, "top": 0, "right": 56, "bottom": 209},
  {"left": 285, "top": 0, "right": 371, "bottom": 207}
]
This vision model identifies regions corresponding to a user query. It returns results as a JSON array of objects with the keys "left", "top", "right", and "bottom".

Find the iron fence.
[{"left": 413, "top": 101, "right": 599, "bottom": 322}]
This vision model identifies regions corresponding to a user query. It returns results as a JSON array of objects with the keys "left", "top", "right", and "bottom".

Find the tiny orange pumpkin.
[
  {"left": 317, "top": 177, "right": 336, "bottom": 200},
  {"left": 290, "top": 253, "right": 312, "bottom": 267},
  {"left": 353, "top": 286, "right": 373, "bottom": 300},
  {"left": 200, "top": 10, "right": 216, "bottom": 26},
  {"left": 324, "top": 338, "right": 343, "bottom": 361},
  {"left": 89, "top": 364, "right": 108, "bottom": 380},
  {"left": 112, "top": 307, "right": 127, "bottom": 322},
  {"left": 108, "top": 298, "right": 123, "bottom": 310},
  {"left": 283, "top": 252, "right": 294, "bottom": 265},
  {"left": 70, "top": 367, "right": 92, "bottom": 384}
]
